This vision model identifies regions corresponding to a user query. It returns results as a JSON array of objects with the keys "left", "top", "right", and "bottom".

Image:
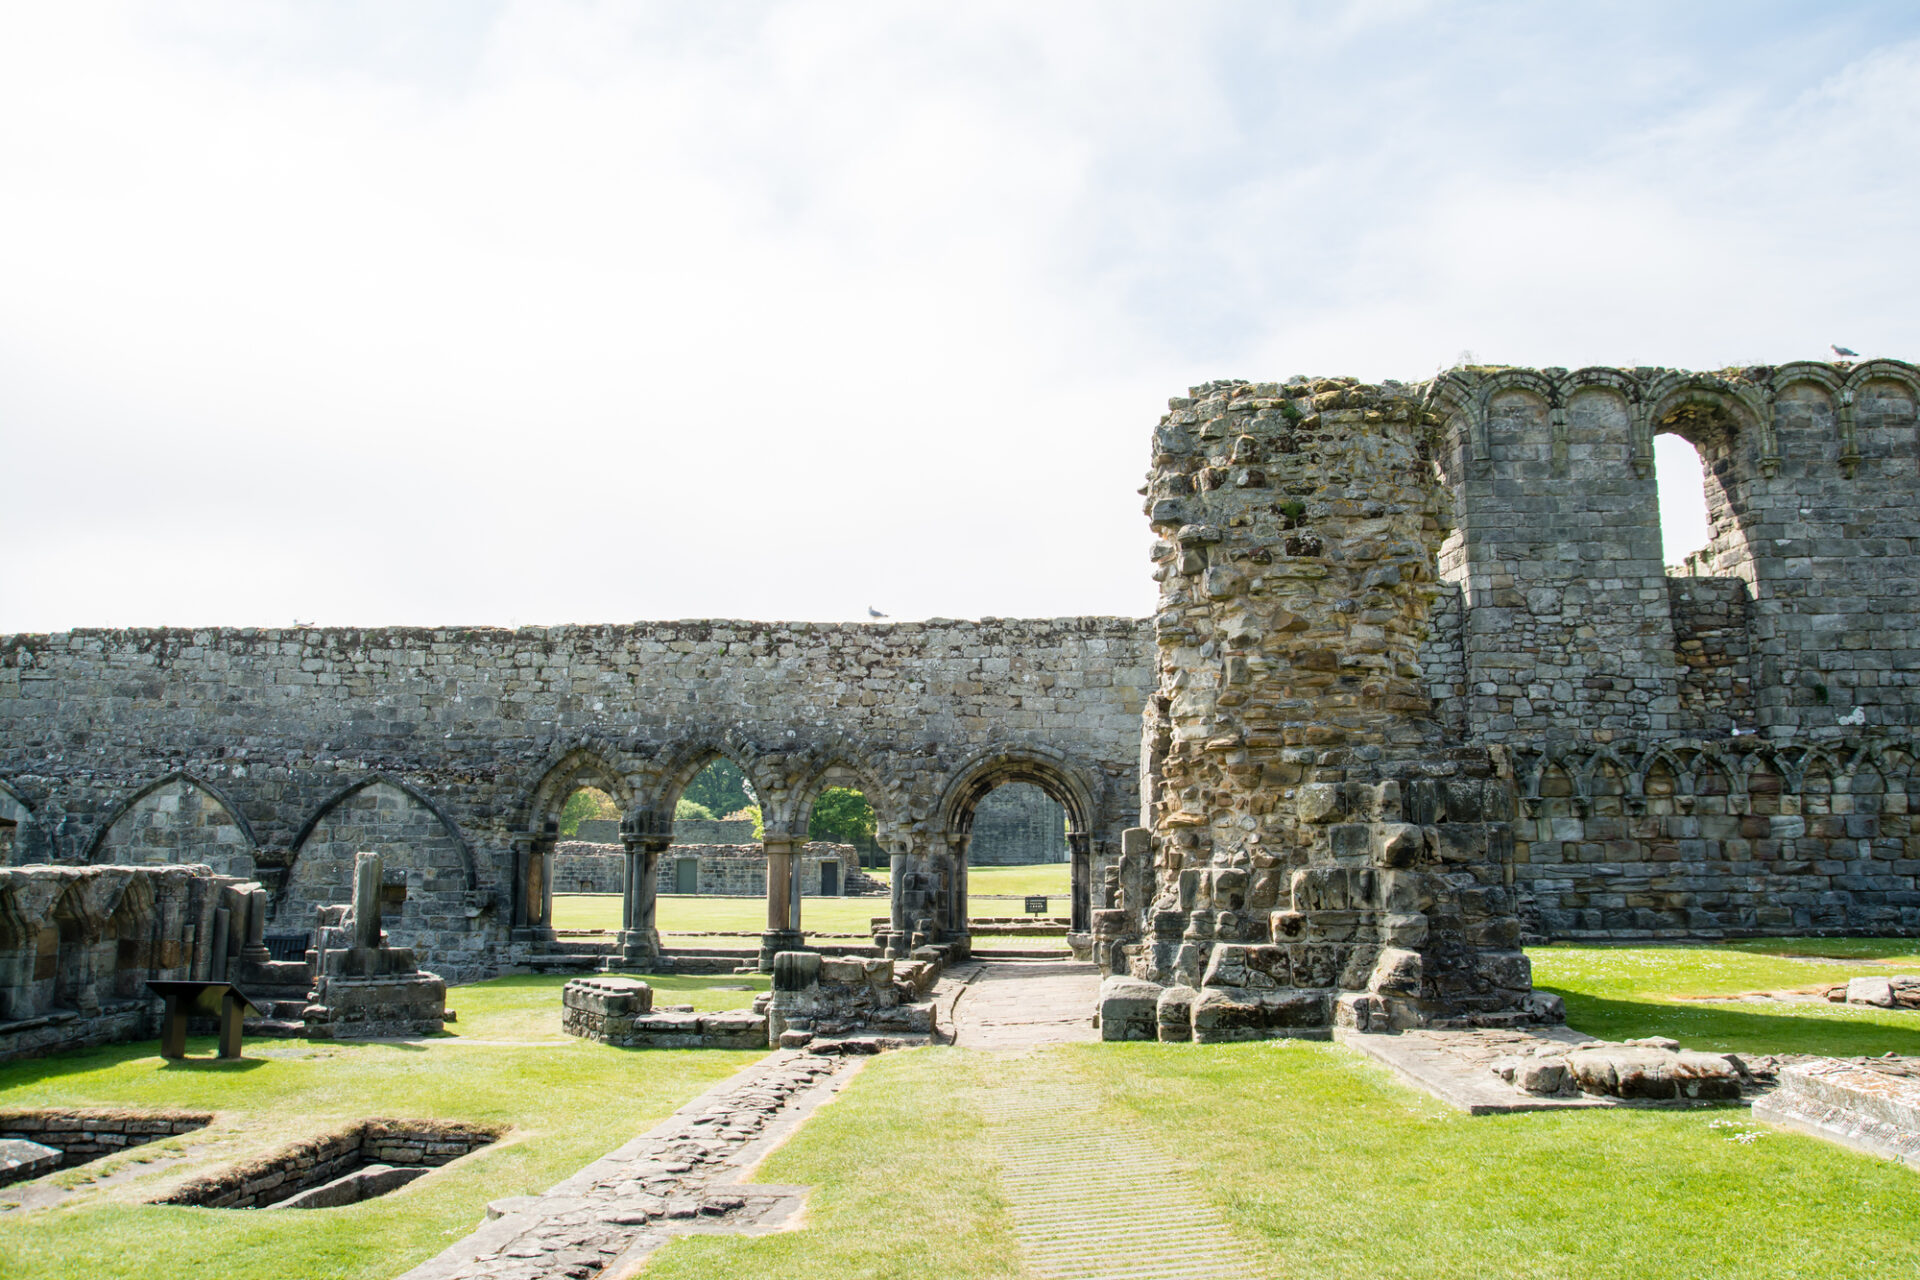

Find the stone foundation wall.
[
  {"left": 158, "top": 1120, "right": 499, "bottom": 1209},
  {"left": 0, "top": 1109, "right": 211, "bottom": 1168}
]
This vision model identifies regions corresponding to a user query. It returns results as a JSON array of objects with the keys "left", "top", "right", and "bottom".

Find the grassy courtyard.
[
  {"left": 4, "top": 941, "right": 1919, "bottom": 1279},
  {"left": 551, "top": 861, "right": 1074, "bottom": 941}
]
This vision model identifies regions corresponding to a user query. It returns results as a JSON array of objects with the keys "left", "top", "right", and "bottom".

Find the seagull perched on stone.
[
  {"left": 867, "top": 606, "right": 888, "bottom": 618},
  {"left": 1832, "top": 344, "right": 1860, "bottom": 359}
]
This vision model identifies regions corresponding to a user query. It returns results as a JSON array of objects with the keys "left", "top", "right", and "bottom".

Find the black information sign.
[{"left": 1024, "top": 895, "right": 1049, "bottom": 915}]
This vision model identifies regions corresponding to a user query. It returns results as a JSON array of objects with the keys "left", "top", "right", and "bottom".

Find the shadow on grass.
[
  {"left": 0, "top": 1038, "right": 177, "bottom": 1088},
  {"left": 157, "top": 1056, "right": 267, "bottom": 1073},
  {"left": 1549, "top": 988, "right": 1920, "bottom": 1057}
]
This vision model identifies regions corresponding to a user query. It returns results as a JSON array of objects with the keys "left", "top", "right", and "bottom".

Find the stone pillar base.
[
  {"left": 510, "top": 926, "right": 557, "bottom": 945},
  {"left": 618, "top": 929, "right": 661, "bottom": 965},
  {"left": 757, "top": 929, "right": 806, "bottom": 973}
]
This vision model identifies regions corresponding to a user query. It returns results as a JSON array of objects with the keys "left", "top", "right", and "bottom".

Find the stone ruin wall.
[
  {"left": 1117, "top": 377, "right": 1537, "bottom": 1036},
  {"left": 2, "top": 358, "right": 1917, "bottom": 1009},
  {"left": 1422, "top": 360, "right": 1920, "bottom": 938},
  {"left": 967, "top": 782, "right": 1068, "bottom": 865},
  {"left": 553, "top": 841, "right": 861, "bottom": 898},
  {"left": 0, "top": 619, "right": 1151, "bottom": 980},
  {"left": 1122, "top": 361, "right": 1920, "bottom": 961},
  {"left": 0, "top": 863, "right": 254, "bottom": 1061}
]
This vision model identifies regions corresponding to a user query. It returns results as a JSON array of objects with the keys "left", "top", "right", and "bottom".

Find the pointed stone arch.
[
  {"left": 0, "top": 780, "right": 31, "bottom": 865},
  {"left": 88, "top": 773, "right": 257, "bottom": 880},
  {"left": 282, "top": 775, "right": 485, "bottom": 981}
]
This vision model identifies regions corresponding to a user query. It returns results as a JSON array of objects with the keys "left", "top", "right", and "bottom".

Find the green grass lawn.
[
  {"left": 966, "top": 862, "right": 1070, "bottom": 900},
  {"left": 10, "top": 940, "right": 1920, "bottom": 1279},
  {"left": 553, "top": 893, "right": 889, "bottom": 936},
  {"left": 552, "top": 862, "right": 1072, "bottom": 938},
  {"left": 0, "top": 974, "right": 764, "bottom": 1280},
  {"left": 1532, "top": 938, "right": 1920, "bottom": 1057}
]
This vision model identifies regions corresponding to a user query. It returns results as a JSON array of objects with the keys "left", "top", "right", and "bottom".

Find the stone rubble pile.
[
  {"left": 763, "top": 951, "right": 939, "bottom": 1048},
  {"left": 1490, "top": 1036, "right": 1752, "bottom": 1100},
  {"left": 1824, "top": 975, "right": 1920, "bottom": 1009}
]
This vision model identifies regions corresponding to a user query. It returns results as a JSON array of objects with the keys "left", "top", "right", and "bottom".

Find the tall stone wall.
[
  {"left": 1419, "top": 359, "right": 1920, "bottom": 939},
  {"left": 1426, "top": 360, "right": 1920, "bottom": 739},
  {"left": 0, "top": 619, "right": 1150, "bottom": 976}
]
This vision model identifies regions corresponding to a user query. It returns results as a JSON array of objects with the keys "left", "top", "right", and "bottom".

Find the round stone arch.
[
  {"left": 786, "top": 747, "right": 907, "bottom": 854},
  {"left": 932, "top": 747, "right": 1105, "bottom": 937},
  {"left": 1646, "top": 375, "right": 1770, "bottom": 585},
  {"left": 646, "top": 737, "right": 778, "bottom": 830},
  {"left": 512, "top": 745, "right": 639, "bottom": 937}
]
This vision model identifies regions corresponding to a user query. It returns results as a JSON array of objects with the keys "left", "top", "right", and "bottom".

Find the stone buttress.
[{"left": 1106, "top": 376, "right": 1550, "bottom": 1039}]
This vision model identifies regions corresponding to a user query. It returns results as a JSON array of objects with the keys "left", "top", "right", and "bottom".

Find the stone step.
[{"left": 242, "top": 1018, "right": 309, "bottom": 1039}]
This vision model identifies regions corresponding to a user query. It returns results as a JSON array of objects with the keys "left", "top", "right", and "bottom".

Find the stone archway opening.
[
  {"left": 920, "top": 757, "right": 1098, "bottom": 962},
  {"left": 654, "top": 756, "right": 761, "bottom": 940},
  {"left": 1653, "top": 432, "right": 1711, "bottom": 574},
  {"left": 962, "top": 782, "right": 1072, "bottom": 949}
]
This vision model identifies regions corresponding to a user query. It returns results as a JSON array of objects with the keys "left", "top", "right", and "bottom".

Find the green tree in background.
[
  {"left": 558, "top": 787, "right": 618, "bottom": 837},
  {"left": 682, "top": 758, "right": 755, "bottom": 818},
  {"left": 810, "top": 787, "right": 877, "bottom": 863},
  {"left": 674, "top": 797, "right": 715, "bottom": 821}
]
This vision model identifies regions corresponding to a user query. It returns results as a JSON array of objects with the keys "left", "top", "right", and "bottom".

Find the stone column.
[
  {"left": 618, "top": 809, "right": 671, "bottom": 967},
  {"left": 351, "top": 851, "right": 383, "bottom": 950},
  {"left": 946, "top": 833, "right": 972, "bottom": 956},
  {"left": 1068, "top": 832, "right": 1092, "bottom": 934},
  {"left": 510, "top": 827, "right": 557, "bottom": 943},
  {"left": 240, "top": 886, "right": 271, "bottom": 966},
  {"left": 881, "top": 850, "right": 909, "bottom": 957},
  {"left": 758, "top": 831, "right": 805, "bottom": 971}
]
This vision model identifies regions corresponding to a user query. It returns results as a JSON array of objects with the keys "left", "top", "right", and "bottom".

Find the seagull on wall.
[
  {"left": 867, "top": 606, "right": 888, "bottom": 618},
  {"left": 1832, "top": 344, "right": 1861, "bottom": 359}
]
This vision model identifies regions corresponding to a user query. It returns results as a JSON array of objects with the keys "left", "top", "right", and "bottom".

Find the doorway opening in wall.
[
  {"left": 965, "top": 782, "right": 1072, "bottom": 956},
  {"left": 652, "top": 758, "right": 762, "bottom": 942},
  {"left": 554, "top": 784, "right": 620, "bottom": 903},
  {"left": 0, "top": 819, "right": 14, "bottom": 862},
  {"left": 1655, "top": 432, "right": 1712, "bottom": 574}
]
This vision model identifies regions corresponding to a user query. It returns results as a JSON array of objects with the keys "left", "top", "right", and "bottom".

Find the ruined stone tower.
[{"left": 1113, "top": 376, "right": 1544, "bottom": 1038}]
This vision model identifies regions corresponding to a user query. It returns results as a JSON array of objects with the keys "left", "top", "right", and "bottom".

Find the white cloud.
[{"left": 1, "top": 3, "right": 1916, "bottom": 630}]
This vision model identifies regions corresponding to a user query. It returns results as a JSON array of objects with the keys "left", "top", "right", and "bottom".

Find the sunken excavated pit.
[
  {"left": 0, "top": 1110, "right": 211, "bottom": 1186},
  {"left": 156, "top": 1119, "right": 499, "bottom": 1210}
]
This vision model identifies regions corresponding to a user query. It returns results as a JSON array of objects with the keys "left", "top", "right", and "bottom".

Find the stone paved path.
[
  {"left": 947, "top": 958, "right": 1102, "bottom": 1050},
  {"left": 397, "top": 1050, "right": 855, "bottom": 1280},
  {"left": 948, "top": 960, "right": 1267, "bottom": 1279}
]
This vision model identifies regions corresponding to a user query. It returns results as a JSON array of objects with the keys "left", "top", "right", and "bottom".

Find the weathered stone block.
[{"left": 1098, "top": 976, "right": 1163, "bottom": 1042}]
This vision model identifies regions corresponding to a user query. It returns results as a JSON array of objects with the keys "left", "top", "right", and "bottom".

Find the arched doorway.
[
  {"left": 522, "top": 752, "right": 632, "bottom": 955},
  {"left": 929, "top": 752, "right": 1099, "bottom": 958}
]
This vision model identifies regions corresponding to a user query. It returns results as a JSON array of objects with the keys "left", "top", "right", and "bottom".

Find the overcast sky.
[{"left": 4, "top": 2, "right": 1917, "bottom": 632}]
